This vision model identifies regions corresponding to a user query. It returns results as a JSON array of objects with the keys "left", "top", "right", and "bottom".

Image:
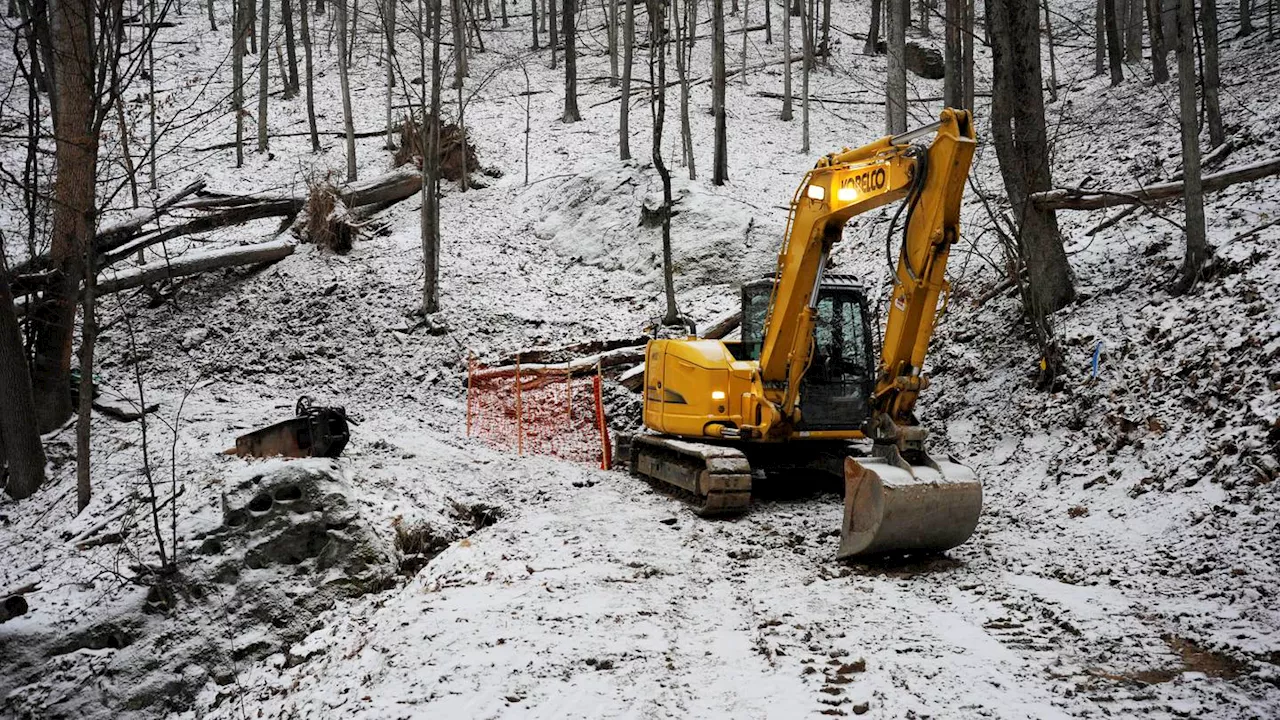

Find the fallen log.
[
  {"left": 12, "top": 179, "right": 207, "bottom": 275},
  {"left": 102, "top": 199, "right": 303, "bottom": 266},
  {"left": 498, "top": 336, "right": 650, "bottom": 366},
  {"left": 96, "top": 239, "right": 296, "bottom": 295},
  {"left": 471, "top": 345, "right": 646, "bottom": 381},
  {"left": 1031, "top": 156, "right": 1280, "bottom": 211}
]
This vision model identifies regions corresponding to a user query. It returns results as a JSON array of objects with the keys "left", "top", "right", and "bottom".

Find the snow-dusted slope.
[{"left": 1, "top": 0, "right": 1278, "bottom": 717}]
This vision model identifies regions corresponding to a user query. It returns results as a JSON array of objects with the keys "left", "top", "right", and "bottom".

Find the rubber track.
[{"left": 630, "top": 435, "right": 753, "bottom": 516}]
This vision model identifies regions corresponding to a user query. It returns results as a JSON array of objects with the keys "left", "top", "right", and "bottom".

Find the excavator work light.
[
  {"left": 711, "top": 390, "right": 727, "bottom": 401},
  {"left": 805, "top": 184, "right": 825, "bottom": 201},
  {"left": 836, "top": 187, "right": 857, "bottom": 203}
]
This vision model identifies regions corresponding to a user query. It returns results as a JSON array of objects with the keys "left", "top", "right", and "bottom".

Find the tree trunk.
[
  {"left": 1094, "top": 0, "right": 1105, "bottom": 75},
  {"left": 453, "top": 0, "right": 469, "bottom": 82},
  {"left": 801, "top": 0, "right": 812, "bottom": 151},
  {"left": 283, "top": 0, "right": 300, "bottom": 93},
  {"left": 563, "top": 0, "right": 581, "bottom": 120},
  {"left": 1125, "top": 0, "right": 1143, "bottom": 60},
  {"left": 337, "top": 0, "right": 357, "bottom": 180},
  {"left": 423, "top": 0, "right": 443, "bottom": 313},
  {"left": 944, "top": 0, "right": 962, "bottom": 106},
  {"left": 1238, "top": 0, "right": 1253, "bottom": 34},
  {"left": 712, "top": 0, "right": 729, "bottom": 184},
  {"left": 385, "top": 0, "right": 397, "bottom": 148},
  {"left": 820, "top": 0, "right": 829, "bottom": 58},
  {"left": 648, "top": 0, "right": 678, "bottom": 326},
  {"left": 1201, "top": 0, "right": 1224, "bottom": 147},
  {"left": 207, "top": 0, "right": 217, "bottom": 29},
  {"left": 1147, "top": 0, "right": 1169, "bottom": 82},
  {"left": 741, "top": 0, "right": 749, "bottom": 84},
  {"left": 619, "top": 0, "right": 633, "bottom": 159},
  {"left": 549, "top": 0, "right": 558, "bottom": 68},
  {"left": 532, "top": 0, "right": 539, "bottom": 48},
  {"left": 1103, "top": 0, "right": 1123, "bottom": 85},
  {"left": 1043, "top": 0, "right": 1057, "bottom": 101},
  {"left": 961, "top": 0, "right": 973, "bottom": 109},
  {"left": 1174, "top": 0, "right": 1208, "bottom": 291},
  {"left": 885, "top": 0, "right": 906, "bottom": 133},
  {"left": 782, "top": 0, "right": 793, "bottom": 119},
  {"left": 300, "top": 0, "right": 320, "bottom": 150},
  {"left": 0, "top": 274, "right": 46, "bottom": 500},
  {"left": 233, "top": 0, "right": 246, "bottom": 166},
  {"left": 76, "top": 231, "right": 95, "bottom": 512},
  {"left": 865, "top": 0, "right": 880, "bottom": 52},
  {"left": 676, "top": 0, "right": 696, "bottom": 178},
  {"left": 607, "top": 0, "right": 618, "bottom": 85},
  {"left": 987, "top": 0, "right": 1075, "bottom": 315},
  {"left": 765, "top": 0, "right": 772, "bottom": 43},
  {"left": 31, "top": 0, "right": 97, "bottom": 432},
  {"left": 258, "top": 0, "right": 271, "bottom": 151}
]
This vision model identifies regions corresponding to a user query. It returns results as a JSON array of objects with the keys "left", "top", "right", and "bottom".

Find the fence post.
[
  {"left": 515, "top": 355, "right": 524, "bottom": 456},
  {"left": 594, "top": 362, "right": 612, "bottom": 470},
  {"left": 465, "top": 352, "right": 474, "bottom": 436}
]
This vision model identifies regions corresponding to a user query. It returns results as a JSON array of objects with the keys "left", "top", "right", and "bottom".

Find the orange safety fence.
[{"left": 466, "top": 356, "right": 612, "bottom": 469}]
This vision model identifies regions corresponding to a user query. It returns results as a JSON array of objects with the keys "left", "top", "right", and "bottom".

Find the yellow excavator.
[{"left": 630, "top": 109, "right": 982, "bottom": 559}]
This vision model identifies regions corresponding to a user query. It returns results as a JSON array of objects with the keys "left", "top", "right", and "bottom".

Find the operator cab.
[{"left": 733, "top": 275, "right": 875, "bottom": 431}]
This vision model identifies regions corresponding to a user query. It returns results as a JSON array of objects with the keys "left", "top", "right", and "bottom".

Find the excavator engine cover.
[{"left": 839, "top": 450, "right": 982, "bottom": 558}]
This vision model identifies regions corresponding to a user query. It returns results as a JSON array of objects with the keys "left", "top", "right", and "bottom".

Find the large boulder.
[{"left": 905, "top": 41, "right": 945, "bottom": 80}]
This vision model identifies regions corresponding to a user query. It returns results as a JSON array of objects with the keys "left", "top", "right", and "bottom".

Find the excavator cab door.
[
  {"left": 797, "top": 276, "right": 874, "bottom": 430},
  {"left": 738, "top": 275, "right": 874, "bottom": 431}
]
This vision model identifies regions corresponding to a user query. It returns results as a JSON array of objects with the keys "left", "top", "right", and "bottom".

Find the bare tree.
[
  {"left": 712, "top": 0, "right": 729, "bottom": 184},
  {"left": 962, "top": 0, "right": 973, "bottom": 109},
  {"left": 885, "top": 0, "right": 906, "bottom": 133},
  {"left": 648, "top": 0, "right": 679, "bottom": 326},
  {"left": 233, "top": 0, "right": 247, "bottom": 166},
  {"left": 675, "top": 0, "right": 696, "bottom": 178},
  {"left": 563, "top": 0, "right": 581, "bottom": 120},
  {"left": 782, "top": 0, "right": 793, "bottom": 120},
  {"left": 1146, "top": 0, "right": 1169, "bottom": 82},
  {"left": 800, "top": 0, "right": 812, "bottom": 151},
  {"left": 987, "top": 0, "right": 1075, "bottom": 316},
  {"left": 944, "top": 0, "right": 962, "bottom": 106},
  {"left": 1094, "top": 0, "right": 1105, "bottom": 76},
  {"left": 1238, "top": 0, "right": 1253, "bottom": 34},
  {"left": 384, "top": 0, "right": 397, "bottom": 148},
  {"left": 338, "top": 0, "right": 357, "bottom": 179},
  {"left": 300, "top": 0, "right": 320, "bottom": 150},
  {"left": 619, "top": 0, "right": 633, "bottom": 159},
  {"left": 258, "top": 0, "right": 271, "bottom": 151},
  {"left": 865, "top": 0, "right": 881, "bottom": 53},
  {"left": 423, "top": 0, "right": 444, "bottom": 313},
  {"left": 208, "top": 0, "right": 218, "bottom": 29},
  {"left": 607, "top": 0, "right": 619, "bottom": 84},
  {"left": 532, "top": 0, "right": 539, "bottom": 48},
  {"left": 282, "top": 0, "right": 300, "bottom": 95},
  {"left": 1043, "top": 0, "right": 1058, "bottom": 101},
  {"left": 1125, "top": 0, "right": 1143, "bottom": 60},
  {"left": 549, "top": 0, "right": 558, "bottom": 68},
  {"left": 452, "top": 0, "right": 468, "bottom": 83},
  {"left": 0, "top": 269, "right": 46, "bottom": 500},
  {"left": 1103, "top": 0, "right": 1123, "bottom": 85},
  {"left": 1174, "top": 0, "right": 1208, "bottom": 292},
  {"left": 1201, "top": 0, "right": 1224, "bottom": 147},
  {"left": 28, "top": 0, "right": 104, "bottom": 431}
]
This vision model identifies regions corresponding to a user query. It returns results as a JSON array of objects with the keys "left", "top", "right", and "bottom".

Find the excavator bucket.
[{"left": 837, "top": 453, "right": 982, "bottom": 559}]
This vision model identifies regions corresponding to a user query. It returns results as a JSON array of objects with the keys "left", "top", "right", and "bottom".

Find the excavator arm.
[{"left": 750, "top": 108, "right": 976, "bottom": 443}]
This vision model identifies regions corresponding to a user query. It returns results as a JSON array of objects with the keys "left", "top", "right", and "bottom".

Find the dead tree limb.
[{"left": 1032, "top": 156, "right": 1280, "bottom": 211}]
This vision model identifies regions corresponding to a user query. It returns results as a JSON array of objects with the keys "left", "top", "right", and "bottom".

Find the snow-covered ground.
[{"left": 1, "top": 0, "right": 1278, "bottom": 717}]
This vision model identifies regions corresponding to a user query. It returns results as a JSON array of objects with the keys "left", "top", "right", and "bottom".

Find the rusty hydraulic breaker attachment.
[{"left": 228, "top": 396, "right": 353, "bottom": 459}]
